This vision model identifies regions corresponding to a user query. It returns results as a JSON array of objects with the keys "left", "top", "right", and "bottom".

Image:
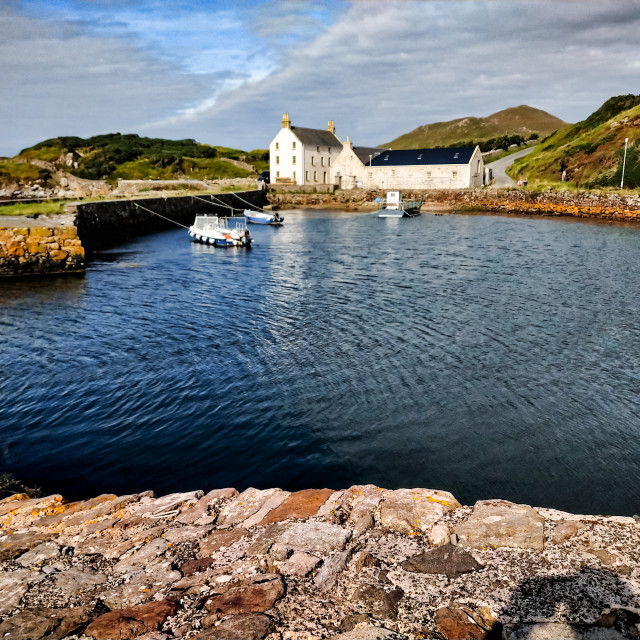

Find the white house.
[
  {"left": 364, "top": 146, "right": 484, "bottom": 189},
  {"left": 269, "top": 113, "right": 343, "bottom": 186},
  {"left": 331, "top": 137, "right": 386, "bottom": 189}
]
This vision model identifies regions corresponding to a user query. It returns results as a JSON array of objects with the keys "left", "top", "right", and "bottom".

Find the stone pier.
[
  {"left": 0, "top": 224, "right": 85, "bottom": 277},
  {"left": 1, "top": 486, "right": 638, "bottom": 639}
]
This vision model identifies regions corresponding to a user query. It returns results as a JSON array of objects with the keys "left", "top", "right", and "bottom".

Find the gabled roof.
[
  {"left": 370, "top": 147, "right": 476, "bottom": 166},
  {"left": 353, "top": 147, "right": 387, "bottom": 165},
  {"left": 291, "top": 126, "right": 342, "bottom": 148}
]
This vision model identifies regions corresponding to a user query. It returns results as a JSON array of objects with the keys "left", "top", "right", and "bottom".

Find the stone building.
[
  {"left": 269, "top": 113, "right": 343, "bottom": 186},
  {"left": 364, "top": 146, "right": 484, "bottom": 189},
  {"left": 331, "top": 137, "right": 386, "bottom": 189}
]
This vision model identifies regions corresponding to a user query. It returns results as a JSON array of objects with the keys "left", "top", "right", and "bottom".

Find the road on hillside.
[{"left": 487, "top": 147, "right": 534, "bottom": 187}]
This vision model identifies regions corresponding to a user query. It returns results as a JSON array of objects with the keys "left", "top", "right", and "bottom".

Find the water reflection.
[{"left": 1, "top": 212, "right": 640, "bottom": 515}]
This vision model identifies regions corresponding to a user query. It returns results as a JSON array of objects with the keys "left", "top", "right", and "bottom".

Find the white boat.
[
  {"left": 188, "top": 215, "right": 252, "bottom": 247},
  {"left": 377, "top": 191, "right": 423, "bottom": 218},
  {"left": 243, "top": 209, "right": 284, "bottom": 225}
]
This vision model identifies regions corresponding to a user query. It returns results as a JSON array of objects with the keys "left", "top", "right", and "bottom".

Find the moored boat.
[
  {"left": 377, "top": 191, "right": 423, "bottom": 218},
  {"left": 243, "top": 210, "right": 284, "bottom": 225},
  {"left": 188, "top": 215, "right": 252, "bottom": 247}
]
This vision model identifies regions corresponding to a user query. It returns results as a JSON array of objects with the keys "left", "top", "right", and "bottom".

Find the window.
[
  {"left": 292, "top": 141, "right": 296, "bottom": 149},
  {"left": 321, "top": 157, "right": 325, "bottom": 166},
  {"left": 293, "top": 171, "right": 296, "bottom": 181},
  {"left": 275, "top": 142, "right": 279, "bottom": 150},
  {"left": 328, "top": 158, "right": 331, "bottom": 167},
  {"left": 323, "top": 171, "right": 327, "bottom": 184},
  {"left": 276, "top": 171, "right": 280, "bottom": 178},
  {"left": 453, "top": 152, "right": 459, "bottom": 159},
  {"left": 305, "top": 171, "right": 309, "bottom": 181},
  {"left": 452, "top": 170, "right": 458, "bottom": 179},
  {"left": 314, "top": 171, "right": 317, "bottom": 181},
  {"left": 311, "top": 156, "right": 315, "bottom": 165},
  {"left": 368, "top": 172, "right": 372, "bottom": 178},
  {"left": 292, "top": 156, "right": 296, "bottom": 165},
  {"left": 316, "top": 146, "right": 320, "bottom": 152},
  {"left": 392, "top": 169, "right": 396, "bottom": 176},
  {"left": 427, "top": 171, "right": 432, "bottom": 179},
  {"left": 276, "top": 156, "right": 280, "bottom": 165},
  {"left": 417, "top": 154, "right": 423, "bottom": 160}
]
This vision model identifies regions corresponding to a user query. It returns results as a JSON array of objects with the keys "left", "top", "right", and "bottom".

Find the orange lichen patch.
[{"left": 0, "top": 494, "right": 30, "bottom": 504}]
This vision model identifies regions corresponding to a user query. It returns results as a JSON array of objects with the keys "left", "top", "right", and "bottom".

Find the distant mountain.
[
  {"left": 509, "top": 94, "right": 640, "bottom": 188},
  {"left": 383, "top": 106, "right": 568, "bottom": 150}
]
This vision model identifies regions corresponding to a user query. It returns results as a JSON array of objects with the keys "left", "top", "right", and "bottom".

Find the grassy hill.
[
  {"left": 509, "top": 95, "right": 640, "bottom": 189},
  {"left": 0, "top": 134, "right": 269, "bottom": 188},
  {"left": 384, "top": 105, "right": 567, "bottom": 151}
]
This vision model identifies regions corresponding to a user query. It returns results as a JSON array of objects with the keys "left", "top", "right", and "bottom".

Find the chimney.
[
  {"left": 345, "top": 135, "right": 353, "bottom": 149},
  {"left": 327, "top": 120, "right": 335, "bottom": 135},
  {"left": 282, "top": 113, "right": 291, "bottom": 129}
]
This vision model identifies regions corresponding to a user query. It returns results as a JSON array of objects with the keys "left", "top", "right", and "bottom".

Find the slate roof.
[
  {"left": 353, "top": 147, "right": 387, "bottom": 165},
  {"left": 291, "top": 126, "right": 342, "bottom": 148},
  {"left": 370, "top": 147, "right": 476, "bottom": 166}
]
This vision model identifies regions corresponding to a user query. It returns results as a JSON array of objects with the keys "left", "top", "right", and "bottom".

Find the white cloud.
[{"left": 1, "top": 0, "right": 640, "bottom": 156}]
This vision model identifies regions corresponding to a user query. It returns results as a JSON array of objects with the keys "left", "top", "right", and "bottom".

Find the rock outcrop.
[
  {"left": 0, "top": 224, "right": 85, "bottom": 276},
  {"left": 267, "top": 189, "right": 640, "bottom": 223},
  {"left": 1, "top": 487, "right": 639, "bottom": 639}
]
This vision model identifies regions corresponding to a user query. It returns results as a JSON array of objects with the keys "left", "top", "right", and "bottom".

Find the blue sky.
[{"left": 1, "top": 0, "right": 639, "bottom": 156}]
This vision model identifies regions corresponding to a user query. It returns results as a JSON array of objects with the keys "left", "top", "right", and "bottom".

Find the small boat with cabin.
[
  {"left": 243, "top": 210, "right": 284, "bottom": 225},
  {"left": 188, "top": 215, "right": 252, "bottom": 247},
  {"left": 377, "top": 191, "right": 423, "bottom": 218}
]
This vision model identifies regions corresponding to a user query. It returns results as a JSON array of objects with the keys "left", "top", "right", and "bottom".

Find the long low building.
[{"left": 363, "top": 146, "right": 484, "bottom": 189}]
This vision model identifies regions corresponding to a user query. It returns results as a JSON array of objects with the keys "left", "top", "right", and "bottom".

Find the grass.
[
  {"left": 0, "top": 200, "right": 67, "bottom": 216},
  {"left": 507, "top": 102, "right": 640, "bottom": 188}
]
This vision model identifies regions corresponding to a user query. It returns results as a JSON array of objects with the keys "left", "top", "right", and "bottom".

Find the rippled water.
[{"left": 1, "top": 210, "right": 639, "bottom": 515}]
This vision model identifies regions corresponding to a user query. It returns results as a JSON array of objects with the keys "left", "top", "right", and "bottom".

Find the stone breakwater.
[
  {"left": 1, "top": 487, "right": 639, "bottom": 640},
  {"left": 0, "top": 225, "right": 85, "bottom": 277},
  {"left": 268, "top": 189, "right": 640, "bottom": 222}
]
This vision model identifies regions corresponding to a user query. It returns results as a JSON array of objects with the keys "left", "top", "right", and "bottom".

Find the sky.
[{"left": 1, "top": 0, "right": 639, "bottom": 156}]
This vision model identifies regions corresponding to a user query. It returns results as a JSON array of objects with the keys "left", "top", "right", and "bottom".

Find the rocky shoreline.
[
  {"left": 268, "top": 189, "right": 640, "bottom": 223},
  {"left": 1, "top": 486, "right": 639, "bottom": 640}
]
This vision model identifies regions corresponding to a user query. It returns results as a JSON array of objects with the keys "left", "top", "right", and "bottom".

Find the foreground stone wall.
[
  {"left": 70, "top": 190, "right": 267, "bottom": 251},
  {"left": 0, "top": 225, "right": 85, "bottom": 277},
  {"left": 268, "top": 188, "right": 640, "bottom": 222},
  {"left": 1, "top": 486, "right": 639, "bottom": 640}
]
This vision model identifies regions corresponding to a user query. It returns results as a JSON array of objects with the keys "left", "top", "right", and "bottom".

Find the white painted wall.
[
  {"left": 363, "top": 146, "right": 484, "bottom": 189},
  {"left": 269, "top": 128, "right": 301, "bottom": 184},
  {"left": 269, "top": 127, "right": 341, "bottom": 186},
  {"left": 331, "top": 142, "right": 366, "bottom": 188}
]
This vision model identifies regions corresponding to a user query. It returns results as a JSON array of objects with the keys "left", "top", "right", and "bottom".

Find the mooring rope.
[
  {"left": 133, "top": 202, "right": 190, "bottom": 229},
  {"left": 229, "top": 190, "right": 268, "bottom": 213},
  {"left": 191, "top": 194, "right": 238, "bottom": 211}
]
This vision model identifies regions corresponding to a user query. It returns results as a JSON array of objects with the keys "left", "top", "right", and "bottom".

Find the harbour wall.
[
  {"left": 0, "top": 225, "right": 85, "bottom": 277},
  {"left": 268, "top": 188, "right": 640, "bottom": 222},
  {"left": 69, "top": 190, "right": 267, "bottom": 252},
  {"left": 1, "top": 485, "right": 639, "bottom": 640}
]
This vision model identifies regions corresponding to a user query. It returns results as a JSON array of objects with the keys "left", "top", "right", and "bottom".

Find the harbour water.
[{"left": 1, "top": 209, "right": 639, "bottom": 515}]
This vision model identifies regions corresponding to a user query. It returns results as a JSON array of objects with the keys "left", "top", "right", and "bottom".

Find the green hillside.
[
  {"left": 384, "top": 105, "right": 567, "bottom": 150},
  {"left": 509, "top": 95, "right": 640, "bottom": 189},
  {"left": 1, "top": 134, "right": 268, "bottom": 187}
]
